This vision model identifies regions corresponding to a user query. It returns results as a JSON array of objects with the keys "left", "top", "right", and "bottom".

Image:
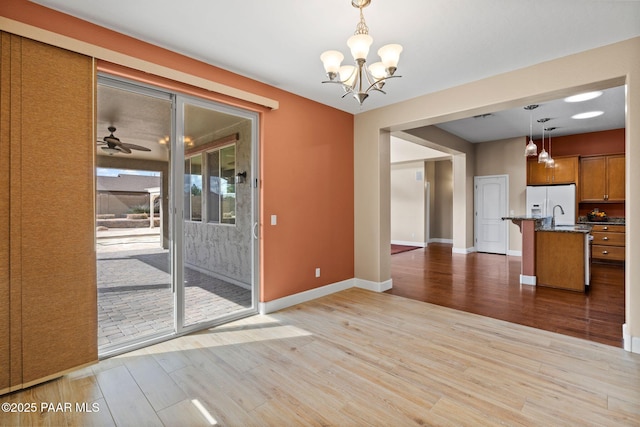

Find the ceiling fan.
[{"left": 97, "top": 126, "right": 152, "bottom": 155}]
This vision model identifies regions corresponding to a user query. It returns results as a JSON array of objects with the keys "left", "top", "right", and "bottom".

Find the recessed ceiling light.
[
  {"left": 571, "top": 111, "right": 604, "bottom": 119},
  {"left": 564, "top": 91, "right": 603, "bottom": 103}
]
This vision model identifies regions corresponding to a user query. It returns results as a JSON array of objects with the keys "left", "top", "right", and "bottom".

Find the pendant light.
[
  {"left": 524, "top": 105, "right": 539, "bottom": 156},
  {"left": 537, "top": 118, "right": 549, "bottom": 163},
  {"left": 545, "top": 127, "right": 556, "bottom": 168}
]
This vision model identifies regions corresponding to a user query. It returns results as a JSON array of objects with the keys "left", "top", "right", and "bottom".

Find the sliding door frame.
[
  {"left": 97, "top": 74, "right": 260, "bottom": 357},
  {"left": 174, "top": 93, "right": 260, "bottom": 335}
]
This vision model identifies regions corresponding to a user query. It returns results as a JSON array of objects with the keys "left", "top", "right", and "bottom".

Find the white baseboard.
[
  {"left": 391, "top": 240, "right": 426, "bottom": 247},
  {"left": 520, "top": 274, "right": 536, "bottom": 286},
  {"left": 259, "top": 277, "right": 392, "bottom": 314},
  {"left": 452, "top": 246, "right": 476, "bottom": 254},
  {"left": 429, "top": 238, "right": 453, "bottom": 244},
  {"left": 623, "top": 323, "right": 640, "bottom": 354},
  {"left": 355, "top": 278, "right": 393, "bottom": 292},
  {"left": 507, "top": 250, "right": 522, "bottom": 257}
]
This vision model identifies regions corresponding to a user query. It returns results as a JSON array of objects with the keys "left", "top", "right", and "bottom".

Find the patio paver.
[{"left": 97, "top": 231, "right": 252, "bottom": 351}]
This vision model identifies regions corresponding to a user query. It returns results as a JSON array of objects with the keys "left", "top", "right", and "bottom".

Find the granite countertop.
[
  {"left": 578, "top": 216, "right": 625, "bottom": 225},
  {"left": 536, "top": 224, "right": 592, "bottom": 234}
]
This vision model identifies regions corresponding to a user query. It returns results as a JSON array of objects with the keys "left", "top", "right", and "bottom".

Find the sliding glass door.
[
  {"left": 97, "top": 77, "right": 258, "bottom": 356},
  {"left": 175, "top": 96, "right": 258, "bottom": 331},
  {"left": 96, "top": 78, "right": 175, "bottom": 356}
]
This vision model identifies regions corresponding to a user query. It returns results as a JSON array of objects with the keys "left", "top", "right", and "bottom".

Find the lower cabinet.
[
  {"left": 536, "top": 231, "right": 589, "bottom": 292},
  {"left": 591, "top": 224, "right": 625, "bottom": 262}
]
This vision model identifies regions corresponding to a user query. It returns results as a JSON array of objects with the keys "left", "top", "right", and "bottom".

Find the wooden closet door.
[{"left": 5, "top": 34, "right": 98, "bottom": 390}]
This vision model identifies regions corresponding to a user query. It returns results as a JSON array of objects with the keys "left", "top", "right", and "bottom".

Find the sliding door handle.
[{"left": 253, "top": 222, "right": 258, "bottom": 240}]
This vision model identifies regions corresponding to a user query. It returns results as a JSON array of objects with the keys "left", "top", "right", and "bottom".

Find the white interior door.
[{"left": 475, "top": 175, "right": 508, "bottom": 254}]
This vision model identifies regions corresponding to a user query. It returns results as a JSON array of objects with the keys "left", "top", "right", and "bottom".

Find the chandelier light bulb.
[
  {"left": 378, "top": 44, "right": 403, "bottom": 73},
  {"left": 339, "top": 65, "right": 357, "bottom": 87},
  {"left": 368, "top": 62, "right": 386, "bottom": 79},
  {"left": 347, "top": 34, "right": 373, "bottom": 60},
  {"left": 320, "top": 50, "right": 344, "bottom": 78}
]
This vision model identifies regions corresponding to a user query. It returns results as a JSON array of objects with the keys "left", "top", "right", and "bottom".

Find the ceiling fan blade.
[
  {"left": 121, "top": 142, "right": 151, "bottom": 152},
  {"left": 104, "top": 136, "right": 121, "bottom": 144},
  {"left": 116, "top": 144, "right": 132, "bottom": 154}
]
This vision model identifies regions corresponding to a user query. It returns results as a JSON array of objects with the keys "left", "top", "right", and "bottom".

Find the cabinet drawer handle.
[
  {"left": 603, "top": 226, "right": 608, "bottom": 230},
  {"left": 602, "top": 251, "right": 609, "bottom": 255},
  {"left": 602, "top": 237, "right": 609, "bottom": 241}
]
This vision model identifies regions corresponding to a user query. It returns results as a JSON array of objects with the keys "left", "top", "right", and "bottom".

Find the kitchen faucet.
[{"left": 552, "top": 204, "right": 565, "bottom": 227}]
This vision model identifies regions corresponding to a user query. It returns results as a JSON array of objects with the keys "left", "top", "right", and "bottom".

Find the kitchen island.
[
  {"left": 503, "top": 217, "right": 591, "bottom": 291},
  {"left": 535, "top": 224, "right": 591, "bottom": 291}
]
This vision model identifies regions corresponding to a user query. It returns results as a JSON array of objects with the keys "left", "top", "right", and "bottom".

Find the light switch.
[{"left": 271, "top": 214, "right": 277, "bottom": 225}]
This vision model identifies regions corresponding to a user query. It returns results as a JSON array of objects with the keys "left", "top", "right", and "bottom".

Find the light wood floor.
[{"left": 2, "top": 288, "right": 639, "bottom": 426}]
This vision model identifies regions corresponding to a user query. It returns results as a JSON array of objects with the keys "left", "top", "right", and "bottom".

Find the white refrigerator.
[{"left": 525, "top": 184, "right": 576, "bottom": 225}]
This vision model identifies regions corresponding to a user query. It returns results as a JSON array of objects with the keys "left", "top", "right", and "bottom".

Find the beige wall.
[
  {"left": 390, "top": 162, "right": 426, "bottom": 246},
  {"left": 400, "top": 126, "right": 476, "bottom": 252},
  {"left": 354, "top": 37, "right": 640, "bottom": 352},
  {"left": 431, "top": 160, "right": 453, "bottom": 240},
  {"left": 475, "top": 137, "right": 528, "bottom": 253}
]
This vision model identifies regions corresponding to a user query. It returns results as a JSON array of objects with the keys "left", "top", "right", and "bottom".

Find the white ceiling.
[{"left": 36, "top": 0, "right": 640, "bottom": 144}]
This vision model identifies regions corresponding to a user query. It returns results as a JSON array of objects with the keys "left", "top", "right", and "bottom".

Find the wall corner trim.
[
  {"left": 520, "top": 274, "right": 537, "bottom": 286},
  {"left": 0, "top": 17, "right": 279, "bottom": 111},
  {"left": 354, "top": 278, "right": 393, "bottom": 293},
  {"left": 622, "top": 323, "right": 640, "bottom": 354},
  {"left": 452, "top": 246, "right": 476, "bottom": 254}
]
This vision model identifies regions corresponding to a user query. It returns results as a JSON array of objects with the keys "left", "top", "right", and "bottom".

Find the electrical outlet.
[
  {"left": 271, "top": 214, "right": 277, "bottom": 225},
  {"left": 315, "top": 268, "right": 321, "bottom": 278}
]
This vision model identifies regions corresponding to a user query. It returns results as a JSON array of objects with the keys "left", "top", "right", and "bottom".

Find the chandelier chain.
[{"left": 354, "top": 7, "right": 369, "bottom": 35}]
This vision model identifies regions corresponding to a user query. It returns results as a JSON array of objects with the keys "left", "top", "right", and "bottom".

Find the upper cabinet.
[
  {"left": 527, "top": 156, "right": 578, "bottom": 185},
  {"left": 580, "top": 154, "right": 625, "bottom": 202}
]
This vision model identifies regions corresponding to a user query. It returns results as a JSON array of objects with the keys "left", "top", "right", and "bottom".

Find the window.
[
  {"left": 185, "top": 143, "right": 236, "bottom": 225},
  {"left": 185, "top": 154, "right": 203, "bottom": 221}
]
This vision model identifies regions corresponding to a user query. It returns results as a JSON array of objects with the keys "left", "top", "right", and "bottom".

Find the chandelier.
[{"left": 320, "top": 0, "right": 403, "bottom": 105}]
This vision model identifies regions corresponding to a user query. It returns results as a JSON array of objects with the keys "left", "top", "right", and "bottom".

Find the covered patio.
[{"left": 96, "top": 228, "right": 252, "bottom": 350}]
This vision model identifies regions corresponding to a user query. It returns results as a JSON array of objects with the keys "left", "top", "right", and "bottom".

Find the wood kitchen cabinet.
[
  {"left": 579, "top": 154, "right": 625, "bottom": 202},
  {"left": 527, "top": 156, "right": 578, "bottom": 185},
  {"left": 591, "top": 224, "right": 625, "bottom": 262},
  {"left": 536, "top": 230, "right": 589, "bottom": 292}
]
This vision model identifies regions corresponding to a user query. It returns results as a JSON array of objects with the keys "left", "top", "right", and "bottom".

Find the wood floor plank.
[
  {"left": 169, "top": 364, "right": 256, "bottom": 426},
  {"left": 121, "top": 351, "right": 188, "bottom": 412},
  {"left": 1, "top": 287, "right": 638, "bottom": 426},
  {"left": 95, "top": 365, "right": 163, "bottom": 427},
  {"left": 156, "top": 398, "right": 217, "bottom": 427}
]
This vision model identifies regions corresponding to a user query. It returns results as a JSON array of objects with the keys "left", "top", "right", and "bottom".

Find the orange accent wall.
[{"left": 0, "top": 0, "right": 355, "bottom": 302}]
